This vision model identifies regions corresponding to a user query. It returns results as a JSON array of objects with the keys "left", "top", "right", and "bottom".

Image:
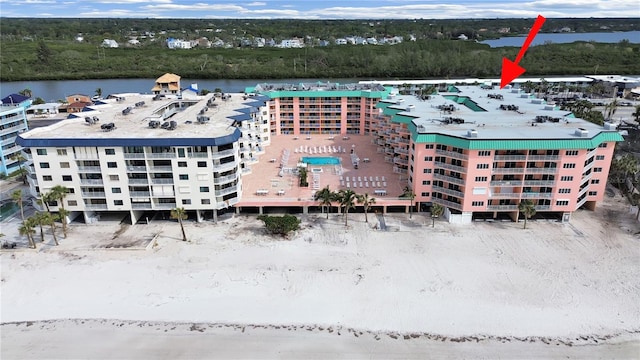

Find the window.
[
  {"left": 197, "top": 161, "right": 207, "bottom": 168},
  {"left": 56, "top": 149, "right": 67, "bottom": 156},
  {"left": 563, "top": 163, "right": 576, "bottom": 169},
  {"left": 60, "top": 162, "right": 70, "bottom": 168},
  {"left": 423, "top": 168, "right": 432, "bottom": 174},
  {"left": 558, "top": 188, "right": 571, "bottom": 194},
  {"left": 114, "top": 200, "right": 124, "bottom": 206},
  {"left": 109, "top": 174, "right": 119, "bottom": 181},
  {"left": 475, "top": 176, "right": 487, "bottom": 182},
  {"left": 595, "top": 155, "right": 605, "bottom": 160},
  {"left": 62, "top": 175, "right": 72, "bottom": 181},
  {"left": 478, "top": 151, "right": 491, "bottom": 156},
  {"left": 565, "top": 150, "right": 579, "bottom": 156},
  {"left": 178, "top": 161, "right": 187, "bottom": 168},
  {"left": 556, "top": 200, "right": 569, "bottom": 206},
  {"left": 421, "top": 192, "right": 430, "bottom": 197},
  {"left": 182, "top": 199, "right": 192, "bottom": 205},
  {"left": 112, "top": 187, "right": 121, "bottom": 194},
  {"left": 561, "top": 176, "right": 574, "bottom": 181},
  {"left": 588, "top": 191, "right": 598, "bottom": 196},
  {"left": 201, "top": 199, "right": 211, "bottom": 205},
  {"left": 199, "top": 186, "right": 210, "bottom": 193},
  {"left": 598, "top": 143, "right": 607, "bottom": 148},
  {"left": 476, "top": 164, "right": 489, "bottom": 169},
  {"left": 179, "top": 174, "right": 189, "bottom": 180},
  {"left": 425, "top": 144, "right": 434, "bottom": 149},
  {"left": 422, "top": 180, "right": 431, "bottom": 185},
  {"left": 67, "top": 188, "right": 75, "bottom": 194},
  {"left": 39, "top": 162, "right": 50, "bottom": 169},
  {"left": 593, "top": 167, "right": 603, "bottom": 173},
  {"left": 591, "top": 179, "right": 600, "bottom": 184},
  {"left": 472, "top": 201, "right": 485, "bottom": 206},
  {"left": 105, "top": 148, "right": 116, "bottom": 155},
  {"left": 67, "top": 200, "right": 77, "bottom": 206},
  {"left": 424, "top": 156, "right": 433, "bottom": 162},
  {"left": 43, "top": 175, "right": 53, "bottom": 181},
  {"left": 36, "top": 149, "right": 47, "bottom": 155},
  {"left": 107, "top": 162, "right": 117, "bottom": 168}
]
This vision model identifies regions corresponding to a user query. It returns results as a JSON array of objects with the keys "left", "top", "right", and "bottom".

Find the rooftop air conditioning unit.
[
  {"left": 574, "top": 128, "right": 589, "bottom": 137},
  {"left": 406, "top": 105, "right": 415, "bottom": 112},
  {"left": 603, "top": 122, "right": 617, "bottom": 131},
  {"left": 467, "top": 129, "right": 478, "bottom": 138}
]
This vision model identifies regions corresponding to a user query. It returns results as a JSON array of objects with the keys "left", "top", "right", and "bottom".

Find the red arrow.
[{"left": 500, "top": 15, "right": 546, "bottom": 89}]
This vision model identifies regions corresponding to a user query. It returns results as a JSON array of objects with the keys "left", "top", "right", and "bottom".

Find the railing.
[
  {"left": 432, "top": 185, "right": 464, "bottom": 198},
  {"left": 128, "top": 179, "right": 149, "bottom": 184},
  {"left": 211, "top": 148, "right": 237, "bottom": 158},
  {"left": 490, "top": 180, "right": 522, "bottom": 186},
  {"left": 154, "top": 202, "right": 177, "bottom": 209},
  {"left": 435, "top": 149, "right": 468, "bottom": 160},
  {"left": 489, "top": 192, "right": 521, "bottom": 199},
  {"left": 434, "top": 161, "right": 466, "bottom": 173},
  {"left": 583, "top": 161, "right": 595, "bottom": 173},
  {"left": 126, "top": 166, "right": 147, "bottom": 172},
  {"left": 131, "top": 203, "right": 152, "bottom": 209},
  {"left": 492, "top": 167, "right": 524, "bottom": 174},
  {"left": 535, "top": 205, "right": 551, "bottom": 211},
  {"left": 85, "top": 204, "right": 108, "bottom": 210},
  {"left": 150, "top": 178, "right": 174, "bottom": 184},
  {"left": 522, "top": 180, "right": 555, "bottom": 186},
  {"left": 74, "top": 154, "right": 99, "bottom": 160},
  {"left": 527, "top": 155, "right": 559, "bottom": 161},
  {"left": 433, "top": 173, "right": 465, "bottom": 185},
  {"left": 216, "top": 185, "right": 238, "bottom": 197},
  {"left": 188, "top": 153, "right": 209, "bottom": 158},
  {"left": 393, "top": 157, "right": 408, "bottom": 165},
  {"left": 146, "top": 153, "right": 176, "bottom": 159},
  {"left": 494, "top": 154, "right": 526, "bottom": 161},
  {"left": 487, "top": 204, "right": 518, "bottom": 211},
  {"left": 149, "top": 166, "right": 173, "bottom": 172},
  {"left": 394, "top": 147, "right": 409, "bottom": 155},
  {"left": 129, "top": 191, "right": 151, "bottom": 197},
  {"left": 213, "top": 174, "right": 238, "bottom": 185},
  {"left": 77, "top": 166, "right": 102, "bottom": 172},
  {"left": 124, "top": 153, "right": 145, "bottom": 159},
  {"left": 80, "top": 179, "right": 104, "bottom": 185},
  {"left": 81, "top": 192, "right": 106, "bottom": 198},
  {"left": 213, "top": 161, "right": 238, "bottom": 172},
  {"left": 1, "top": 137, "right": 15, "bottom": 146},
  {"left": 432, "top": 198, "right": 463, "bottom": 211},
  {"left": 521, "top": 192, "right": 553, "bottom": 199},
  {"left": 524, "top": 167, "right": 557, "bottom": 174}
]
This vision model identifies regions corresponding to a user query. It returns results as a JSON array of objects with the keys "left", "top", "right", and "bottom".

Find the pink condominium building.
[{"left": 373, "top": 85, "right": 623, "bottom": 224}]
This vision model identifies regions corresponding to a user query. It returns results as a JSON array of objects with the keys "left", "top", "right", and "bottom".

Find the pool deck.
[{"left": 238, "top": 134, "right": 409, "bottom": 209}]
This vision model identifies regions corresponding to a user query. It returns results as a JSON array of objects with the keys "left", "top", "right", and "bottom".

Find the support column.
[
  {"left": 236, "top": 206, "right": 241, "bottom": 214},
  {"left": 303, "top": 206, "right": 308, "bottom": 214},
  {"left": 213, "top": 209, "right": 218, "bottom": 223},
  {"left": 259, "top": 206, "right": 263, "bottom": 215},
  {"left": 196, "top": 210, "right": 203, "bottom": 223},
  {"left": 383, "top": 206, "right": 387, "bottom": 214}
]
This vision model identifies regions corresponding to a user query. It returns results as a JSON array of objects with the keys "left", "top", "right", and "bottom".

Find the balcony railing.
[
  {"left": 124, "top": 153, "right": 145, "bottom": 159},
  {"left": 150, "top": 178, "right": 174, "bottom": 185},
  {"left": 216, "top": 185, "right": 238, "bottom": 197},
  {"left": 494, "top": 154, "right": 526, "bottom": 161},
  {"left": 521, "top": 192, "right": 553, "bottom": 199},
  {"left": 126, "top": 166, "right": 147, "bottom": 172},
  {"left": 154, "top": 202, "right": 177, "bottom": 209},
  {"left": 146, "top": 153, "right": 176, "bottom": 159},
  {"left": 213, "top": 161, "right": 238, "bottom": 172},
  {"left": 487, "top": 204, "right": 518, "bottom": 211},
  {"left": 129, "top": 191, "right": 151, "bottom": 197},
  {"left": 434, "top": 161, "right": 466, "bottom": 173},
  {"left": 131, "top": 203, "right": 152, "bottom": 209},
  {"left": 432, "top": 185, "right": 464, "bottom": 198},
  {"left": 435, "top": 149, "right": 468, "bottom": 160},
  {"left": 492, "top": 167, "right": 524, "bottom": 174},
  {"left": 188, "top": 153, "right": 209, "bottom": 158},
  {"left": 523, "top": 180, "right": 555, "bottom": 186},
  {"left": 213, "top": 174, "right": 238, "bottom": 185},
  {"left": 432, "top": 198, "right": 463, "bottom": 211},
  {"left": 490, "top": 180, "right": 522, "bottom": 187},
  {"left": 535, "top": 205, "right": 551, "bottom": 211},
  {"left": 85, "top": 204, "right": 108, "bottom": 210},
  {"left": 77, "top": 166, "right": 102, "bottom": 172},
  {"left": 80, "top": 179, "right": 104, "bottom": 185},
  {"left": 524, "top": 167, "right": 557, "bottom": 174},
  {"left": 527, "top": 155, "right": 559, "bottom": 161},
  {"left": 433, "top": 173, "right": 465, "bottom": 186},
  {"left": 81, "top": 192, "right": 106, "bottom": 198},
  {"left": 211, "top": 148, "right": 237, "bottom": 158},
  {"left": 149, "top": 166, "right": 173, "bottom": 172},
  {"left": 128, "top": 178, "right": 149, "bottom": 184}
]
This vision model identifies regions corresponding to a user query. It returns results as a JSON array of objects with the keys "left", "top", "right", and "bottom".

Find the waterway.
[
  {"left": 1, "top": 78, "right": 357, "bottom": 103},
  {"left": 481, "top": 30, "right": 640, "bottom": 48}
]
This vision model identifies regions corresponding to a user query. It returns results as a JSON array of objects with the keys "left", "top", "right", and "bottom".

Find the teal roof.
[
  {"left": 407, "top": 122, "right": 623, "bottom": 150},
  {"left": 246, "top": 86, "right": 391, "bottom": 99}
]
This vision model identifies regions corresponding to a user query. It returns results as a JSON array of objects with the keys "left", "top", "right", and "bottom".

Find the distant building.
[
  {"left": 101, "top": 39, "right": 119, "bottom": 48},
  {"left": 166, "top": 38, "right": 192, "bottom": 49},
  {"left": 278, "top": 38, "right": 304, "bottom": 48},
  {"left": 151, "top": 73, "right": 181, "bottom": 96},
  {"left": 0, "top": 94, "right": 31, "bottom": 175}
]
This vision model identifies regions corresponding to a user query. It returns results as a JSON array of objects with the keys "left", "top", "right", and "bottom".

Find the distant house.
[
  {"left": 335, "top": 38, "right": 348, "bottom": 45},
  {"left": 1, "top": 94, "right": 31, "bottom": 108},
  {"left": 278, "top": 38, "right": 304, "bottom": 48},
  {"left": 102, "top": 39, "right": 119, "bottom": 48},
  {"left": 254, "top": 37, "right": 266, "bottom": 48},
  {"left": 458, "top": 34, "right": 468, "bottom": 40},
  {"left": 167, "top": 38, "right": 192, "bottom": 49},
  {"left": 66, "top": 94, "right": 92, "bottom": 103},
  {"left": 152, "top": 73, "right": 181, "bottom": 96},
  {"left": 195, "top": 37, "right": 211, "bottom": 48},
  {"left": 181, "top": 84, "right": 200, "bottom": 99},
  {"left": 211, "top": 38, "right": 225, "bottom": 47},
  {"left": 127, "top": 39, "right": 141, "bottom": 46},
  {"left": 75, "top": 34, "right": 84, "bottom": 42},
  {"left": 318, "top": 40, "right": 331, "bottom": 47},
  {"left": 366, "top": 37, "right": 378, "bottom": 45},
  {"left": 65, "top": 101, "right": 92, "bottom": 113}
]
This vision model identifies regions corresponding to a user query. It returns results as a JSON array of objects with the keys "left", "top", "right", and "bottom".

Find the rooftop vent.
[
  {"left": 397, "top": 98, "right": 405, "bottom": 103},
  {"left": 122, "top": 107, "right": 132, "bottom": 115},
  {"left": 520, "top": 94, "right": 529, "bottom": 98},
  {"left": 135, "top": 101, "right": 145, "bottom": 107},
  {"left": 100, "top": 123, "right": 116, "bottom": 132},
  {"left": 467, "top": 129, "right": 478, "bottom": 138},
  {"left": 149, "top": 120, "right": 160, "bottom": 128},
  {"left": 574, "top": 128, "right": 589, "bottom": 137},
  {"left": 488, "top": 93, "right": 503, "bottom": 100},
  {"left": 197, "top": 115, "right": 210, "bottom": 124},
  {"left": 406, "top": 104, "right": 415, "bottom": 112},
  {"left": 531, "top": 99, "right": 543, "bottom": 104},
  {"left": 510, "top": 89, "right": 520, "bottom": 93},
  {"left": 603, "top": 122, "right": 617, "bottom": 131}
]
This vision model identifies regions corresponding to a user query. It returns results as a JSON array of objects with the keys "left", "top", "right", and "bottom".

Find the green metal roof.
[
  {"left": 246, "top": 86, "right": 391, "bottom": 99},
  {"left": 407, "top": 122, "right": 623, "bottom": 149}
]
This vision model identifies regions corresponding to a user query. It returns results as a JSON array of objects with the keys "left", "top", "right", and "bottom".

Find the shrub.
[{"left": 257, "top": 214, "right": 301, "bottom": 237}]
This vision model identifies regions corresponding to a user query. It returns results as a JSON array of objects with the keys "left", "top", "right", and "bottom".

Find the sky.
[{"left": 0, "top": 0, "right": 638, "bottom": 19}]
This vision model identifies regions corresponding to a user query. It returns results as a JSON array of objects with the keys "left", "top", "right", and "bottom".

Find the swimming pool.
[{"left": 301, "top": 156, "right": 341, "bottom": 165}]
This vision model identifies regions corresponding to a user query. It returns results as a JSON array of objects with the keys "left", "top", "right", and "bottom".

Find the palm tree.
[
  {"left": 401, "top": 186, "right": 416, "bottom": 219},
  {"left": 521, "top": 80, "right": 535, "bottom": 93},
  {"left": 337, "top": 189, "right": 357, "bottom": 226},
  {"left": 41, "top": 212, "right": 59, "bottom": 245},
  {"left": 431, "top": 203, "right": 444, "bottom": 227},
  {"left": 610, "top": 154, "right": 639, "bottom": 190},
  {"left": 94, "top": 88, "right": 102, "bottom": 99},
  {"left": 518, "top": 200, "right": 536, "bottom": 229},
  {"left": 51, "top": 185, "right": 69, "bottom": 237},
  {"left": 18, "top": 88, "right": 33, "bottom": 98},
  {"left": 19, "top": 219, "right": 36, "bottom": 249},
  {"left": 604, "top": 98, "right": 618, "bottom": 121},
  {"left": 314, "top": 186, "right": 336, "bottom": 219},
  {"left": 9, "top": 152, "right": 27, "bottom": 185},
  {"left": 12, "top": 189, "right": 25, "bottom": 221},
  {"left": 632, "top": 105, "right": 640, "bottom": 127},
  {"left": 356, "top": 193, "right": 376, "bottom": 223},
  {"left": 31, "top": 212, "right": 47, "bottom": 243},
  {"left": 170, "top": 207, "right": 188, "bottom": 241}
]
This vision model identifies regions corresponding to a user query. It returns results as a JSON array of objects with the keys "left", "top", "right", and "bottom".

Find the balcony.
[
  {"left": 434, "top": 161, "right": 466, "bottom": 173},
  {"left": 216, "top": 185, "right": 238, "bottom": 197},
  {"left": 433, "top": 173, "right": 465, "bottom": 186},
  {"left": 494, "top": 154, "right": 526, "bottom": 161},
  {"left": 521, "top": 192, "right": 553, "bottom": 199},
  {"left": 154, "top": 202, "right": 177, "bottom": 209},
  {"left": 81, "top": 192, "right": 106, "bottom": 198},
  {"left": 435, "top": 149, "right": 468, "bottom": 160},
  {"left": 85, "top": 204, "right": 108, "bottom": 210},
  {"left": 487, "top": 204, "right": 518, "bottom": 211},
  {"left": 188, "top": 153, "right": 209, "bottom": 158},
  {"left": 527, "top": 155, "right": 559, "bottom": 161},
  {"left": 524, "top": 167, "right": 557, "bottom": 174},
  {"left": 129, "top": 191, "right": 151, "bottom": 197},
  {"left": 432, "top": 185, "right": 464, "bottom": 198},
  {"left": 146, "top": 152, "right": 176, "bottom": 159},
  {"left": 432, "top": 198, "right": 463, "bottom": 211},
  {"left": 126, "top": 166, "right": 147, "bottom": 172},
  {"left": 213, "top": 161, "right": 238, "bottom": 172},
  {"left": 523, "top": 180, "right": 555, "bottom": 186},
  {"left": 489, "top": 192, "right": 521, "bottom": 199},
  {"left": 149, "top": 166, "right": 173, "bottom": 172},
  {"left": 77, "top": 166, "right": 102, "bottom": 172},
  {"left": 492, "top": 167, "right": 524, "bottom": 174},
  {"left": 490, "top": 180, "right": 522, "bottom": 187},
  {"left": 131, "top": 203, "right": 152, "bottom": 209},
  {"left": 211, "top": 148, "right": 237, "bottom": 159},
  {"left": 150, "top": 178, "right": 174, "bottom": 185},
  {"left": 74, "top": 154, "right": 99, "bottom": 160},
  {"left": 124, "top": 153, "right": 145, "bottom": 159},
  {"left": 128, "top": 178, "right": 149, "bottom": 185},
  {"left": 535, "top": 205, "right": 551, "bottom": 211},
  {"left": 80, "top": 179, "right": 104, "bottom": 185},
  {"left": 213, "top": 173, "right": 238, "bottom": 185}
]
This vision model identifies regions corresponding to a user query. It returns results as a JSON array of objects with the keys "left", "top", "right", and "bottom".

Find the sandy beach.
[{"left": 1, "top": 193, "right": 639, "bottom": 359}]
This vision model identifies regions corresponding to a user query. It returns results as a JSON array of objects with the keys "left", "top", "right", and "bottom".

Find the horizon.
[{"left": 0, "top": 0, "right": 639, "bottom": 19}]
